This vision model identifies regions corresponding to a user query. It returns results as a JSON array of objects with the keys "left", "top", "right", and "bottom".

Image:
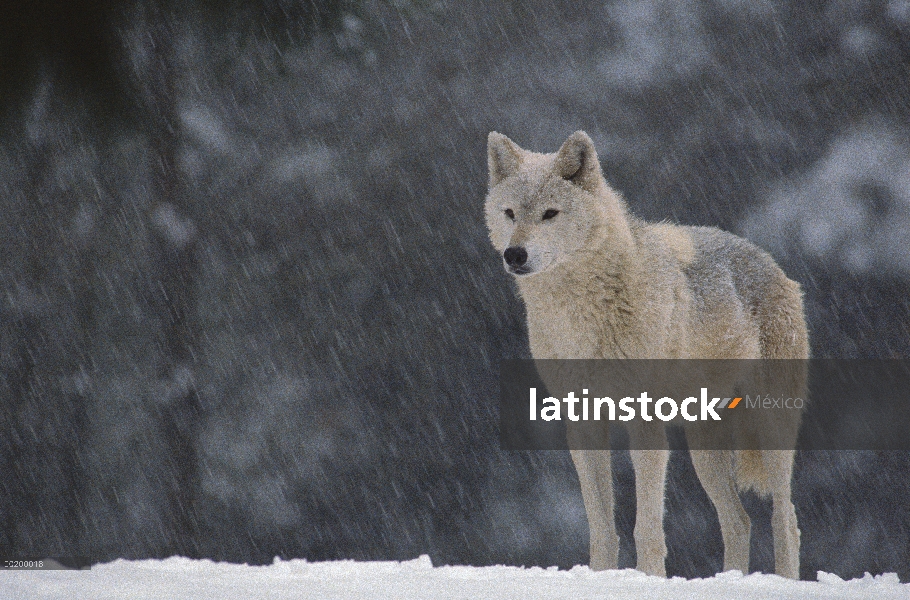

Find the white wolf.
[{"left": 484, "top": 131, "right": 809, "bottom": 578}]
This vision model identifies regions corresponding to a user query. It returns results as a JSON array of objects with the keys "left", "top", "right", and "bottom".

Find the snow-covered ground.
[{"left": 3, "top": 556, "right": 907, "bottom": 600}]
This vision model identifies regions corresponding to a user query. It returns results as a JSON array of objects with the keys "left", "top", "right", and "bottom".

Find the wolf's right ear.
[
  {"left": 554, "top": 131, "right": 601, "bottom": 192},
  {"left": 488, "top": 132, "right": 523, "bottom": 188}
]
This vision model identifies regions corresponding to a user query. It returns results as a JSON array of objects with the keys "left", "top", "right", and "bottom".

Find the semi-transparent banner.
[{"left": 499, "top": 360, "right": 910, "bottom": 450}]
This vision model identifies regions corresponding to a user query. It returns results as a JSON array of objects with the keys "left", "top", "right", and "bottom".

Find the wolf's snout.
[{"left": 504, "top": 247, "right": 528, "bottom": 267}]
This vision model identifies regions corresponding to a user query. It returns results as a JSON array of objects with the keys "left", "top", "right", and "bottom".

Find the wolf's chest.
[{"left": 524, "top": 295, "right": 622, "bottom": 359}]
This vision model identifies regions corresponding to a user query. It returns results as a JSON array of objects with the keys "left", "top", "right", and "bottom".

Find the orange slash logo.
[{"left": 719, "top": 397, "right": 742, "bottom": 409}]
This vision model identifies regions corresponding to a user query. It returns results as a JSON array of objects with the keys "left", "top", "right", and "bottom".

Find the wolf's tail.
[
  {"left": 735, "top": 263, "right": 807, "bottom": 494},
  {"left": 753, "top": 272, "right": 810, "bottom": 360}
]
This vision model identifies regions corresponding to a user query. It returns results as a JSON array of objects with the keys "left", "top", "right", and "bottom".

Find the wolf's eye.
[
  {"left": 542, "top": 209, "right": 560, "bottom": 220},
  {"left": 504, "top": 208, "right": 515, "bottom": 220}
]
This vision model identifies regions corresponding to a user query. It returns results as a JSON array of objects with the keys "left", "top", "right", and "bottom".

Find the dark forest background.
[{"left": 2, "top": 0, "right": 910, "bottom": 581}]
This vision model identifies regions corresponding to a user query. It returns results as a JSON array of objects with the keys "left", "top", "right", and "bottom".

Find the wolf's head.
[{"left": 484, "top": 131, "right": 627, "bottom": 277}]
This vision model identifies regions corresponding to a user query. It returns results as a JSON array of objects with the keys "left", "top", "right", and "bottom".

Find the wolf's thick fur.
[{"left": 485, "top": 131, "right": 809, "bottom": 578}]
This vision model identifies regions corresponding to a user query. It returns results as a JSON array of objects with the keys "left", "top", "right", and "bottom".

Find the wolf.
[{"left": 484, "top": 131, "right": 809, "bottom": 578}]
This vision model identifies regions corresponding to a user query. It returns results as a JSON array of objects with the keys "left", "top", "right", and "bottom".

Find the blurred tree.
[{"left": 141, "top": 2, "right": 204, "bottom": 557}]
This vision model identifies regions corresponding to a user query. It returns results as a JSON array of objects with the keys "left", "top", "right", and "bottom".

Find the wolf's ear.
[
  {"left": 554, "top": 131, "right": 601, "bottom": 192},
  {"left": 488, "top": 132, "right": 523, "bottom": 188}
]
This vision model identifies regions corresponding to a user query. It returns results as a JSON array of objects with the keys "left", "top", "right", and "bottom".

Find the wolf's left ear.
[
  {"left": 554, "top": 131, "right": 601, "bottom": 192},
  {"left": 488, "top": 132, "right": 523, "bottom": 188}
]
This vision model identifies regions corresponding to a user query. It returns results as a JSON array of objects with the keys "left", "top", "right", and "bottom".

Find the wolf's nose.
[{"left": 504, "top": 247, "right": 528, "bottom": 267}]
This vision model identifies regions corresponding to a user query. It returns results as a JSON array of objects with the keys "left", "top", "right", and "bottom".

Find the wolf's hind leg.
[
  {"left": 766, "top": 450, "right": 800, "bottom": 579},
  {"left": 570, "top": 449, "right": 618, "bottom": 571},
  {"left": 689, "top": 447, "right": 751, "bottom": 574}
]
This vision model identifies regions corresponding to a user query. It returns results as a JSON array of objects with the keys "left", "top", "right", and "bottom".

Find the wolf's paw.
[
  {"left": 635, "top": 553, "right": 667, "bottom": 578},
  {"left": 588, "top": 538, "right": 618, "bottom": 572},
  {"left": 589, "top": 555, "right": 613, "bottom": 572}
]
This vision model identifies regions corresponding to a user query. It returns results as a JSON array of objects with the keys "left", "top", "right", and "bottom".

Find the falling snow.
[{"left": 1, "top": 1, "right": 909, "bottom": 594}]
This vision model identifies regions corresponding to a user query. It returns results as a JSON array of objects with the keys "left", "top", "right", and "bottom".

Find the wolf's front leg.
[
  {"left": 628, "top": 425, "right": 669, "bottom": 577},
  {"left": 569, "top": 449, "right": 617, "bottom": 571}
]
